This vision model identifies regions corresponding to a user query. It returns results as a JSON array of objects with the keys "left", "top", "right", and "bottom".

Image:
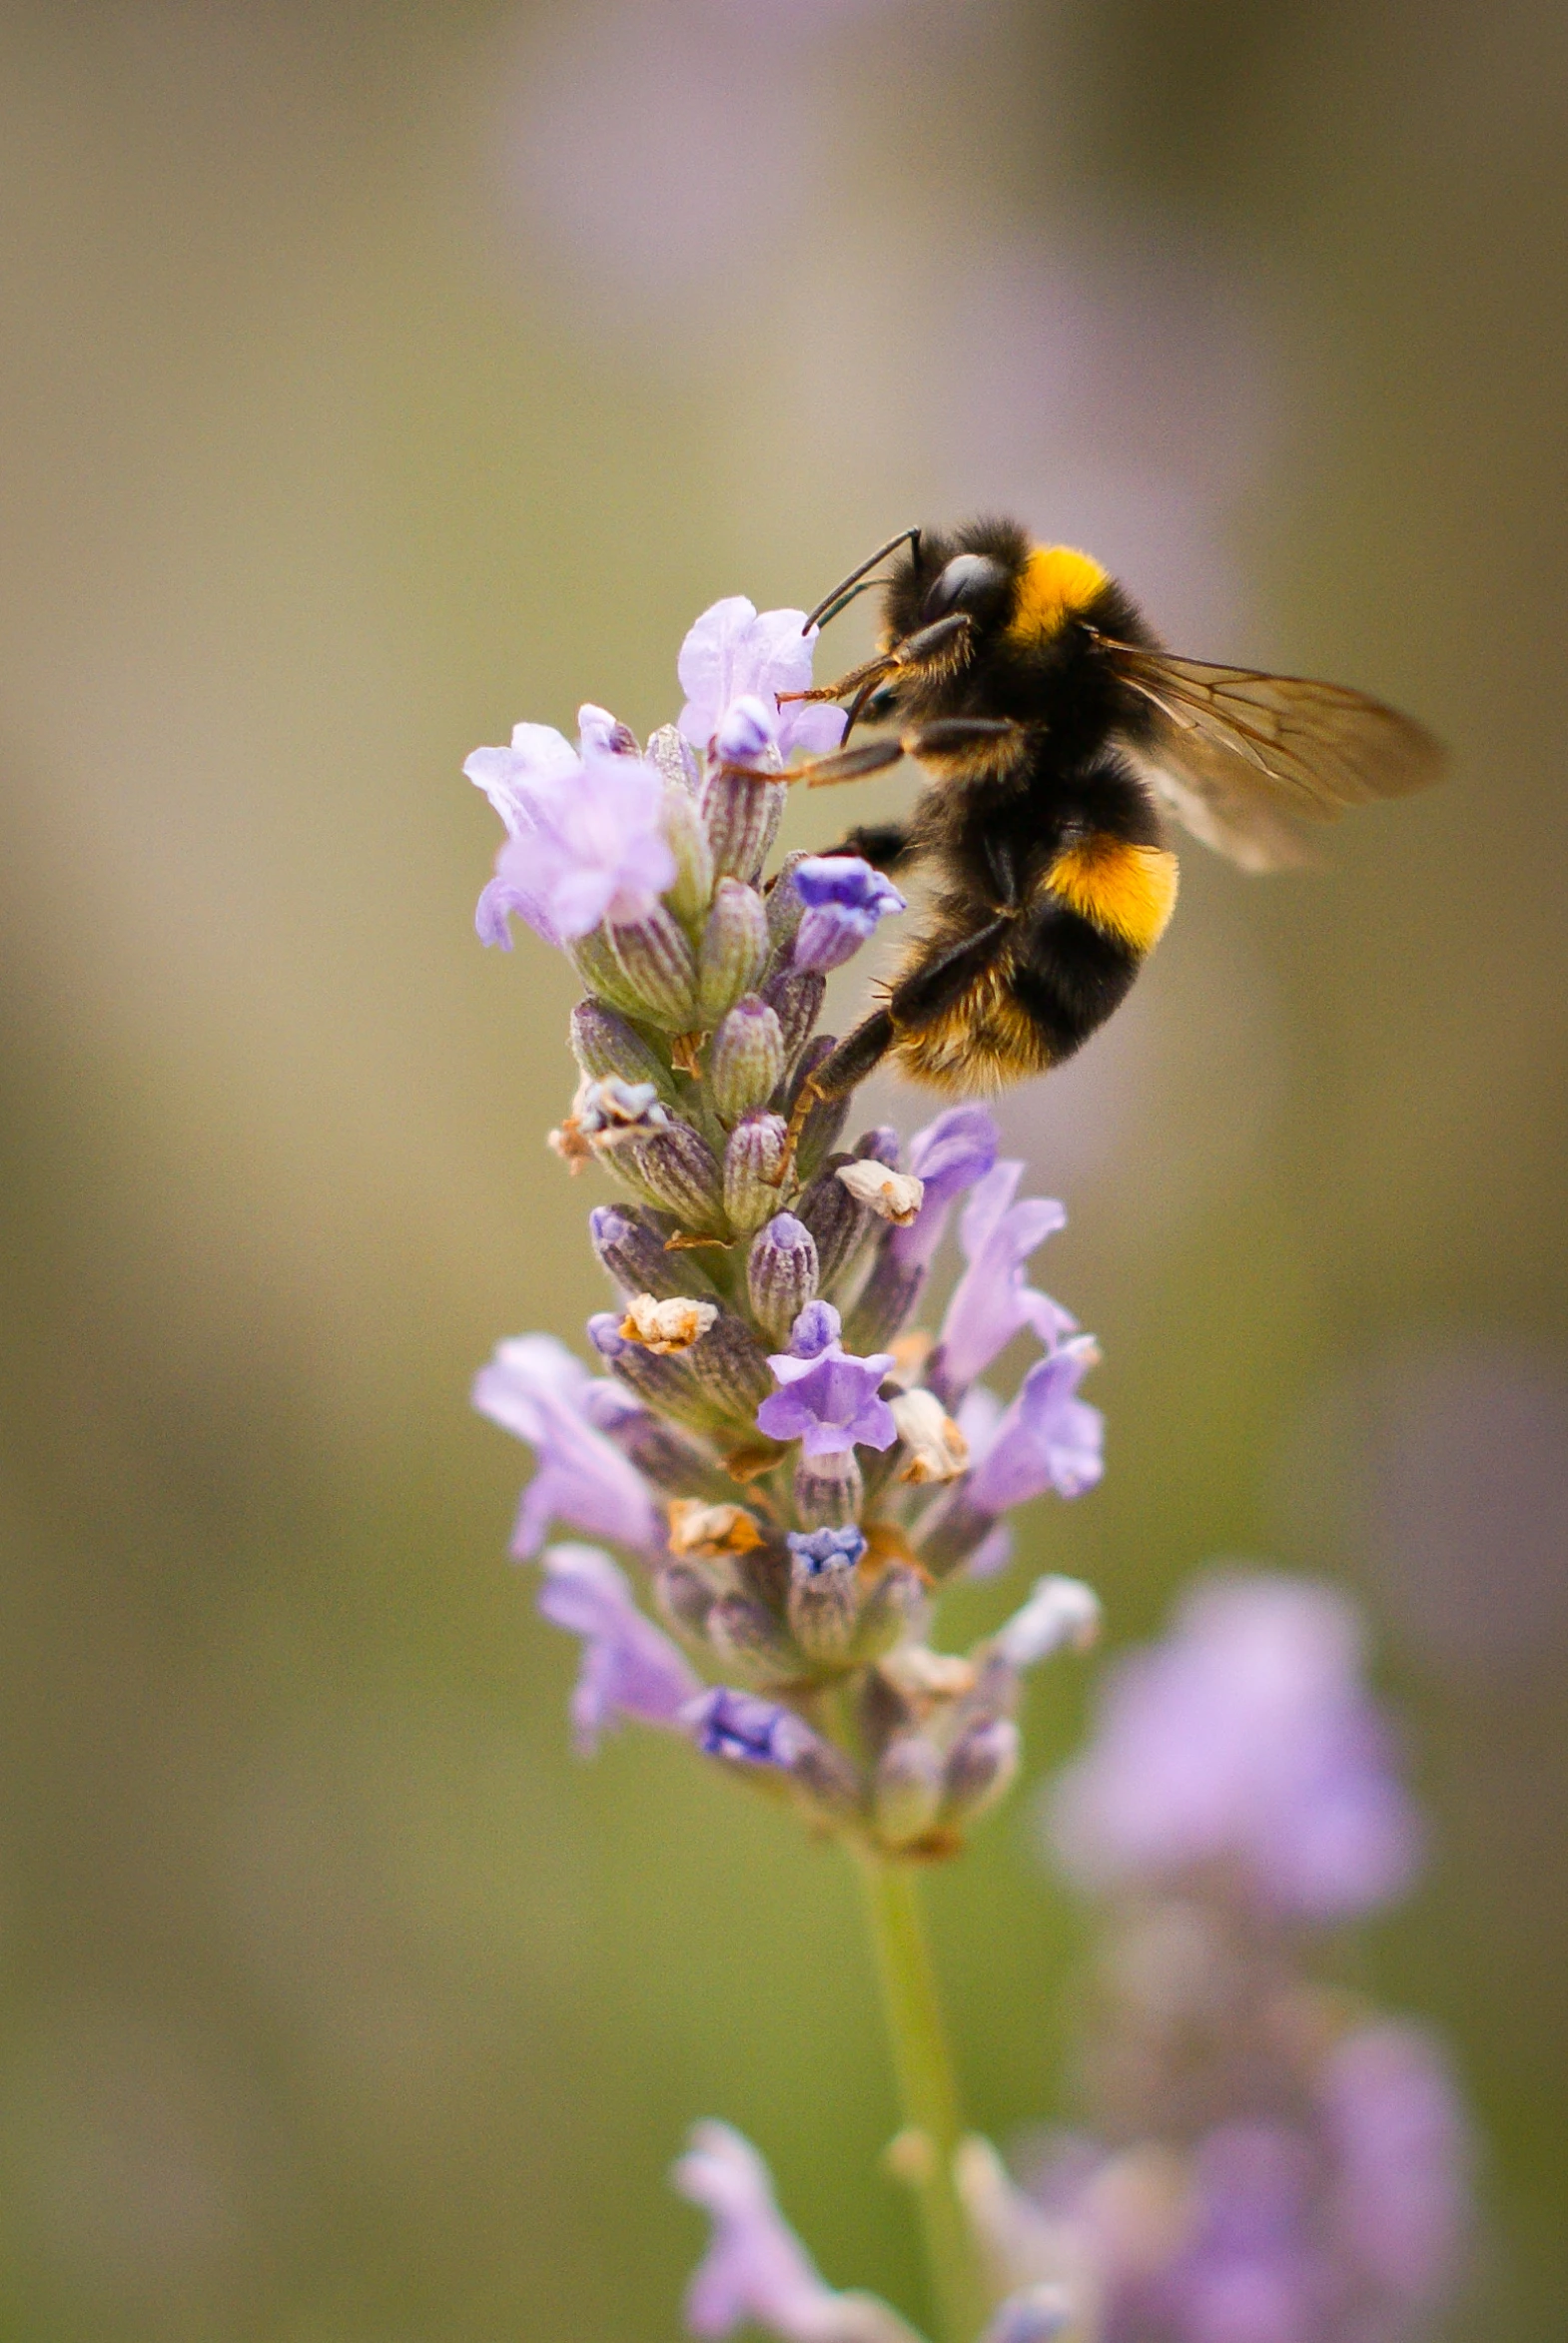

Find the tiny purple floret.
[
  {"left": 937, "top": 1160, "right": 1078, "bottom": 1391},
  {"left": 964, "top": 1336, "right": 1105, "bottom": 1512},
  {"left": 472, "top": 1332, "right": 664, "bottom": 1557},
  {"left": 677, "top": 597, "right": 848, "bottom": 764},
  {"left": 790, "top": 856, "right": 906, "bottom": 974},
  {"left": 758, "top": 1318, "right": 898, "bottom": 1456},
  {"left": 537, "top": 1542, "right": 701, "bottom": 1755},
  {"left": 890, "top": 1106, "right": 1002, "bottom": 1267}
]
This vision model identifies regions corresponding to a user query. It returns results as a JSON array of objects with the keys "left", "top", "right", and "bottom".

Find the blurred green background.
[{"left": 0, "top": 2, "right": 1564, "bottom": 2336}]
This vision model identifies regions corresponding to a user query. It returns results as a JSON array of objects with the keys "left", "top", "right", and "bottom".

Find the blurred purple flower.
[
  {"left": 682, "top": 1689, "right": 811, "bottom": 1771},
  {"left": 472, "top": 1332, "right": 664, "bottom": 1558},
  {"left": 791, "top": 857, "right": 906, "bottom": 974},
  {"left": 1320, "top": 2020, "right": 1470, "bottom": 2312},
  {"left": 678, "top": 597, "right": 847, "bottom": 764},
  {"left": 537, "top": 1542, "right": 701, "bottom": 1755},
  {"left": 937, "top": 1161, "right": 1077, "bottom": 1391},
  {"left": 674, "top": 2121, "right": 922, "bottom": 2343},
  {"left": 758, "top": 1318, "right": 898, "bottom": 1456},
  {"left": 890, "top": 1106, "right": 1001, "bottom": 1268},
  {"left": 965, "top": 1337, "right": 1105, "bottom": 1512},
  {"left": 787, "top": 1524, "right": 868, "bottom": 1574},
  {"left": 466, "top": 706, "right": 675, "bottom": 948},
  {"left": 1045, "top": 1574, "right": 1424, "bottom": 1920}
]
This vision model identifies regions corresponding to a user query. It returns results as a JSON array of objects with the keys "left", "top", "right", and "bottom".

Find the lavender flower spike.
[
  {"left": 537, "top": 1543, "right": 701, "bottom": 1755},
  {"left": 791, "top": 857, "right": 907, "bottom": 975},
  {"left": 936, "top": 1161, "right": 1078, "bottom": 1393},
  {"left": 674, "top": 2122, "right": 925, "bottom": 2343},
  {"left": 965, "top": 1336, "right": 1105, "bottom": 1512},
  {"left": 466, "top": 708, "right": 676, "bottom": 949},
  {"left": 677, "top": 598, "right": 848, "bottom": 764},
  {"left": 1045, "top": 1572, "right": 1424, "bottom": 1919},
  {"left": 758, "top": 1303, "right": 898, "bottom": 1457},
  {"left": 472, "top": 1333, "right": 664, "bottom": 1558}
]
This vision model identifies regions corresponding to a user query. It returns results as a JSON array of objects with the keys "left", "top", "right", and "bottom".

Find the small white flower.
[
  {"left": 619, "top": 1293, "right": 719, "bottom": 1355},
  {"left": 890, "top": 1388, "right": 971, "bottom": 1484}
]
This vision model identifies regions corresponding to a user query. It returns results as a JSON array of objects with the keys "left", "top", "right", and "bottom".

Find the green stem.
[{"left": 854, "top": 1851, "right": 991, "bottom": 2343}]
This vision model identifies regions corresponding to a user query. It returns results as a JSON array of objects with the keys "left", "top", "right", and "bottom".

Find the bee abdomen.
[{"left": 1045, "top": 834, "right": 1178, "bottom": 956}]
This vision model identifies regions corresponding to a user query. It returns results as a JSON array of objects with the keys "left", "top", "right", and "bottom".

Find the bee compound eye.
[{"left": 922, "top": 552, "right": 1007, "bottom": 621}]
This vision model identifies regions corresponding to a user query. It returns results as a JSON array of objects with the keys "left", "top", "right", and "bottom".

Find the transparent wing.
[{"left": 1107, "top": 641, "right": 1445, "bottom": 873}]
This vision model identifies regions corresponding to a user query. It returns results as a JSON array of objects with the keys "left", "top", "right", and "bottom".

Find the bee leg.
[
  {"left": 790, "top": 739, "right": 908, "bottom": 789},
  {"left": 813, "top": 821, "right": 917, "bottom": 873},
  {"left": 766, "top": 1011, "right": 898, "bottom": 1187}
]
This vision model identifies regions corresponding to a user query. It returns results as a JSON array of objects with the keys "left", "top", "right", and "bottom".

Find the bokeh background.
[{"left": 1, "top": 2, "right": 1564, "bottom": 2336}]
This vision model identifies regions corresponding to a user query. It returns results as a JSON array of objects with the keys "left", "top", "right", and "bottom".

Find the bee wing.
[{"left": 1107, "top": 642, "right": 1445, "bottom": 873}]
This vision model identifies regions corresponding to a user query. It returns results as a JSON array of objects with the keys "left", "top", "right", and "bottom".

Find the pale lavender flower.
[
  {"left": 978, "top": 2292, "right": 1072, "bottom": 2343},
  {"left": 758, "top": 1303, "right": 898, "bottom": 1456},
  {"left": 936, "top": 1161, "right": 1078, "bottom": 1392},
  {"left": 1320, "top": 2020, "right": 1470, "bottom": 2313},
  {"left": 466, "top": 706, "right": 676, "bottom": 947},
  {"left": 965, "top": 1337, "right": 1105, "bottom": 1511},
  {"left": 791, "top": 857, "right": 907, "bottom": 974},
  {"left": 677, "top": 597, "right": 847, "bottom": 763},
  {"left": 472, "top": 1332, "right": 664, "bottom": 1558},
  {"left": 890, "top": 1106, "right": 1001, "bottom": 1268},
  {"left": 537, "top": 1542, "right": 701, "bottom": 1755},
  {"left": 1045, "top": 1574, "right": 1424, "bottom": 1920},
  {"left": 674, "top": 2121, "right": 922, "bottom": 2343}
]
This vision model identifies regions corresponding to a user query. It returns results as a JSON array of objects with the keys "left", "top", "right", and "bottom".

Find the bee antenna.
[{"left": 802, "top": 527, "right": 921, "bottom": 634}]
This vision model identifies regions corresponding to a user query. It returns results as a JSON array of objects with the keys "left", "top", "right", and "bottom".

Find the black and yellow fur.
[{"left": 810, "top": 517, "right": 1180, "bottom": 1099}]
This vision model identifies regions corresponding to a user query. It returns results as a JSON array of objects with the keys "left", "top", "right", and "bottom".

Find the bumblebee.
[{"left": 775, "top": 515, "right": 1443, "bottom": 1102}]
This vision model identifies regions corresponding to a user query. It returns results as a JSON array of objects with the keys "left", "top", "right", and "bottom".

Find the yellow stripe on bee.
[
  {"left": 1005, "top": 544, "right": 1110, "bottom": 646},
  {"left": 1047, "top": 835, "right": 1179, "bottom": 955}
]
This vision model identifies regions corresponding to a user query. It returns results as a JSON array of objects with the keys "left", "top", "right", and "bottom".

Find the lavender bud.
[
  {"left": 683, "top": 1689, "right": 862, "bottom": 1824},
  {"left": 942, "top": 1718, "right": 1021, "bottom": 1825},
  {"left": 786, "top": 1526, "right": 866, "bottom": 1668},
  {"left": 842, "top": 1243, "right": 926, "bottom": 1355},
  {"left": 851, "top": 1564, "right": 930, "bottom": 1661},
  {"left": 874, "top": 1736, "right": 945, "bottom": 1848},
  {"left": 794, "top": 1155, "right": 874, "bottom": 1290},
  {"left": 620, "top": 1122, "right": 726, "bottom": 1232},
  {"left": 723, "top": 1113, "right": 790, "bottom": 1235},
  {"left": 645, "top": 721, "right": 699, "bottom": 795},
  {"left": 909, "top": 1487, "right": 999, "bottom": 1581},
  {"left": 746, "top": 1213, "right": 820, "bottom": 1345},
  {"left": 786, "top": 1036, "right": 850, "bottom": 1181},
  {"left": 764, "top": 966, "right": 827, "bottom": 1068},
  {"left": 660, "top": 784, "right": 715, "bottom": 930},
  {"left": 570, "top": 1001, "right": 675, "bottom": 1099},
  {"left": 587, "top": 1307, "right": 704, "bottom": 1410},
  {"left": 655, "top": 1563, "right": 716, "bottom": 1642},
  {"left": 589, "top": 1202, "right": 718, "bottom": 1303},
  {"left": 569, "top": 926, "right": 656, "bottom": 1019},
  {"left": 606, "top": 903, "right": 698, "bottom": 1030},
  {"left": 855, "top": 1128, "right": 901, "bottom": 1167},
  {"left": 764, "top": 851, "right": 809, "bottom": 964},
  {"left": 685, "top": 1308, "right": 774, "bottom": 1417},
  {"left": 793, "top": 1447, "right": 864, "bottom": 1529},
  {"left": 710, "top": 995, "right": 785, "bottom": 1124},
  {"left": 708, "top": 1594, "right": 797, "bottom": 1680},
  {"left": 700, "top": 768, "right": 786, "bottom": 886},
  {"left": 613, "top": 1415, "right": 739, "bottom": 1503},
  {"left": 695, "top": 879, "right": 769, "bottom": 1028}
]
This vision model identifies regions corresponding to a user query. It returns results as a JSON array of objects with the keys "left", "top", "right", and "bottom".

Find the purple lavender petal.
[
  {"left": 965, "top": 1338, "right": 1105, "bottom": 1513},
  {"left": 676, "top": 595, "right": 847, "bottom": 763},
  {"left": 1045, "top": 1574, "right": 1426, "bottom": 1920},
  {"left": 674, "top": 2121, "right": 920, "bottom": 2342},
  {"left": 791, "top": 857, "right": 907, "bottom": 974},
  {"left": 759, "top": 1340, "right": 898, "bottom": 1457},
  {"left": 787, "top": 1299, "right": 842, "bottom": 1359},
  {"left": 537, "top": 1542, "right": 701, "bottom": 1755},
  {"left": 472, "top": 1333, "right": 664, "bottom": 1558},
  {"left": 937, "top": 1161, "right": 1076, "bottom": 1389},
  {"left": 890, "top": 1106, "right": 1001, "bottom": 1267},
  {"left": 466, "top": 713, "right": 676, "bottom": 948}
]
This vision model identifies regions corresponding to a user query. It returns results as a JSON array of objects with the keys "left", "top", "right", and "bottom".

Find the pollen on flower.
[{"left": 619, "top": 1293, "right": 719, "bottom": 1354}]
